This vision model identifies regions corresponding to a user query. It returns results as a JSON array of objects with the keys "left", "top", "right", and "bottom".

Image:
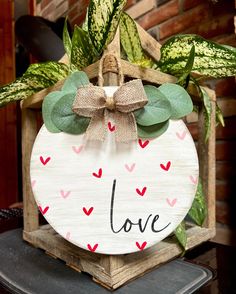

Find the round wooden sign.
[{"left": 30, "top": 87, "right": 199, "bottom": 255}]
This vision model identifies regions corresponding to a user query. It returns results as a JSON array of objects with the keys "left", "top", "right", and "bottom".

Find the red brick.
[
  {"left": 216, "top": 117, "right": 236, "bottom": 140},
  {"left": 216, "top": 201, "right": 231, "bottom": 225},
  {"left": 125, "top": 0, "right": 136, "bottom": 9},
  {"left": 71, "top": 10, "right": 87, "bottom": 26},
  {"left": 216, "top": 141, "right": 236, "bottom": 161},
  {"left": 159, "top": 3, "right": 210, "bottom": 40},
  {"left": 138, "top": 0, "right": 179, "bottom": 30},
  {"left": 183, "top": 14, "right": 234, "bottom": 39},
  {"left": 182, "top": 0, "right": 205, "bottom": 11},
  {"left": 214, "top": 78, "right": 236, "bottom": 97},
  {"left": 187, "top": 122, "right": 198, "bottom": 140},
  {"left": 216, "top": 180, "right": 234, "bottom": 201},
  {"left": 214, "top": 34, "right": 236, "bottom": 47},
  {"left": 216, "top": 161, "right": 236, "bottom": 181},
  {"left": 69, "top": 0, "right": 79, "bottom": 7}
]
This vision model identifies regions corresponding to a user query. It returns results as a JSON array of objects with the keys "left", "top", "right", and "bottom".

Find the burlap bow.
[{"left": 72, "top": 79, "right": 148, "bottom": 142}]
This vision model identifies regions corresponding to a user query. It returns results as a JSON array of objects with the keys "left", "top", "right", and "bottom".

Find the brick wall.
[{"left": 35, "top": 0, "right": 236, "bottom": 241}]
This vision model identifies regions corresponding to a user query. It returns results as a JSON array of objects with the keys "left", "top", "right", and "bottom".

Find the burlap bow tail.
[{"left": 72, "top": 79, "right": 148, "bottom": 142}]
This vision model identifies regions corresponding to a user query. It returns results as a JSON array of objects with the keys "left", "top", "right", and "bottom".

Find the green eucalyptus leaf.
[
  {"left": 88, "top": 0, "right": 126, "bottom": 54},
  {"left": 188, "top": 179, "right": 207, "bottom": 226},
  {"left": 137, "top": 120, "right": 169, "bottom": 139},
  {"left": 62, "top": 71, "right": 90, "bottom": 92},
  {"left": 120, "top": 12, "right": 153, "bottom": 68},
  {"left": 70, "top": 25, "right": 98, "bottom": 70},
  {"left": 174, "top": 221, "right": 187, "bottom": 250},
  {"left": 159, "top": 34, "right": 236, "bottom": 78},
  {"left": 42, "top": 91, "right": 64, "bottom": 133},
  {"left": 51, "top": 93, "right": 90, "bottom": 134},
  {"left": 0, "top": 62, "right": 69, "bottom": 107},
  {"left": 134, "top": 85, "right": 171, "bottom": 126},
  {"left": 200, "top": 87, "right": 212, "bottom": 142},
  {"left": 158, "top": 83, "right": 193, "bottom": 119},
  {"left": 63, "top": 18, "right": 72, "bottom": 60}
]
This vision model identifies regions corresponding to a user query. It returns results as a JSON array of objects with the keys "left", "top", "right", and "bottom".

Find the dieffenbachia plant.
[{"left": 0, "top": 0, "right": 235, "bottom": 250}]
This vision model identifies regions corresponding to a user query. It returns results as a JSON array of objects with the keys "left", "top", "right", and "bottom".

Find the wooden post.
[
  {"left": 197, "top": 88, "right": 216, "bottom": 229},
  {"left": 22, "top": 107, "right": 39, "bottom": 232}
]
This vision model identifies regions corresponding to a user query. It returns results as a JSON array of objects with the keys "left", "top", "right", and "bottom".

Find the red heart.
[
  {"left": 138, "top": 139, "right": 149, "bottom": 149},
  {"left": 136, "top": 187, "right": 147, "bottom": 197},
  {"left": 160, "top": 161, "right": 171, "bottom": 171},
  {"left": 108, "top": 122, "right": 115, "bottom": 132},
  {"left": 92, "top": 168, "right": 102, "bottom": 178},
  {"left": 39, "top": 205, "right": 49, "bottom": 215},
  {"left": 136, "top": 241, "right": 147, "bottom": 251},
  {"left": 40, "top": 156, "right": 51, "bottom": 165},
  {"left": 87, "top": 243, "right": 98, "bottom": 252},
  {"left": 83, "top": 207, "right": 94, "bottom": 216}
]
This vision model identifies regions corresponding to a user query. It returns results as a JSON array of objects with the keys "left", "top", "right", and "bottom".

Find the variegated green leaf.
[
  {"left": 88, "top": 0, "right": 127, "bottom": 54},
  {"left": 70, "top": 25, "right": 98, "bottom": 70},
  {"left": 160, "top": 34, "right": 236, "bottom": 78},
  {"left": 188, "top": 179, "right": 207, "bottom": 226},
  {"left": 0, "top": 62, "right": 69, "bottom": 107},
  {"left": 177, "top": 45, "right": 195, "bottom": 87},
  {"left": 63, "top": 18, "right": 72, "bottom": 60},
  {"left": 174, "top": 221, "right": 187, "bottom": 250},
  {"left": 216, "top": 102, "right": 225, "bottom": 127},
  {"left": 200, "top": 87, "right": 212, "bottom": 142},
  {"left": 120, "top": 12, "right": 153, "bottom": 68}
]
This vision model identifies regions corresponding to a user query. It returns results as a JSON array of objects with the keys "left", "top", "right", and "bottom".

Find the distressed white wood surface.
[{"left": 30, "top": 87, "right": 199, "bottom": 255}]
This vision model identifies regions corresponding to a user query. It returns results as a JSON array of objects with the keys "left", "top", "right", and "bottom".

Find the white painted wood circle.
[{"left": 30, "top": 86, "right": 199, "bottom": 255}]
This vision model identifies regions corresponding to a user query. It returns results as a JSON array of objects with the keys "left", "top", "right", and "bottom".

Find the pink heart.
[
  {"left": 108, "top": 121, "right": 115, "bottom": 132},
  {"left": 136, "top": 241, "right": 147, "bottom": 251},
  {"left": 92, "top": 168, "right": 102, "bottom": 178},
  {"left": 138, "top": 139, "right": 149, "bottom": 149},
  {"left": 65, "top": 232, "right": 71, "bottom": 240},
  {"left": 136, "top": 187, "right": 147, "bottom": 197},
  {"left": 72, "top": 145, "right": 83, "bottom": 154},
  {"left": 60, "top": 190, "right": 71, "bottom": 199},
  {"left": 176, "top": 131, "right": 187, "bottom": 140},
  {"left": 166, "top": 198, "right": 177, "bottom": 207},
  {"left": 87, "top": 243, "right": 98, "bottom": 252},
  {"left": 83, "top": 207, "right": 94, "bottom": 216},
  {"left": 39, "top": 205, "right": 49, "bottom": 215},
  {"left": 31, "top": 180, "right": 36, "bottom": 188},
  {"left": 160, "top": 161, "right": 171, "bottom": 171},
  {"left": 189, "top": 175, "right": 198, "bottom": 185},
  {"left": 125, "top": 163, "right": 136, "bottom": 172},
  {"left": 40, "top": 156, "right": 51, "bottom": 165}
]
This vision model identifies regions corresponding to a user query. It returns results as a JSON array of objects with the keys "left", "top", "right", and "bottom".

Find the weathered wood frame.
[{"left": 21, "top": 26, "right": 216, "bottom": 289}]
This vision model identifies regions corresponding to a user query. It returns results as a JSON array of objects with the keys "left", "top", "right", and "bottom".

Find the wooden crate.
[{"left": 21, "top": 26, "right": 216, "bottom": 289}]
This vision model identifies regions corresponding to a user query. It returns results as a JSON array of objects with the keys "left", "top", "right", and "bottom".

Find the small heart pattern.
[
  {"left": 92, "top": 168, "right": 102, "bottom": 178},
  {"left": 31, "top": 180, "right": 36, "bottom": 188},
  {"left": 72, "top": 145, "right": 83, "bottom": 154},
  {"left": 83, "top": 207, "right": 94, "bottom": 216},
  {"left": 136, "top": 187, "right": 147, "bottom": 197},
  {"left": 40, "top": 156, "right": 51, "bottom": 166},
  {"left": 176, "top": 131, "right": 187, "bottom": 140},
  {"left": 108, "top": 122, "right": 115, "bottom": 132},
  {"left": 125, "top": 163, "right": 136, "bottom": 172},
  {"left": 138, "top": 139, "right": 149, "bottom": 149},
  {"left": 60, "top": 190, "right": 71, "bottom": 199},
  {"left": 136, "top": 241, "right": 147, "bottom": 251},
  {"left": 87, "top": 243, "right": 98, "bottom": 252},
  {"left": 189, "top": 175, "right": 198, "bottom": 185},
  {"left": 39, "top": 205, "right": 49, "bottom": 215},
  {"left": 160, "top": 161, "right": 171, "bottom": 171},
  {"left": 65, "top": 232, "right": 71, "bottom": 240},
  {"left": 166, "top": 198, "right": 177, "bottom": 207}
]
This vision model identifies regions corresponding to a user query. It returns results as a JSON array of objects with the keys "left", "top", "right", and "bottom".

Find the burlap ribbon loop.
[{"left": 72, "top": 79, "right": 148, "bottom": 142}]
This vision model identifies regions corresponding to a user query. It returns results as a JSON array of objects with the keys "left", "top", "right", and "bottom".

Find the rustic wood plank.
[
  {"left": 22, "top": 108, "right": 39, "bottom": 231},
  {"left": 198, "top": 89, "right": 216, "bottom": 229},
  {"left": 23, "top": 224, "right": 215, "bottom": 289},
  {"left": 136, "top": 22, "right": 162, "bottom": 61}
]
